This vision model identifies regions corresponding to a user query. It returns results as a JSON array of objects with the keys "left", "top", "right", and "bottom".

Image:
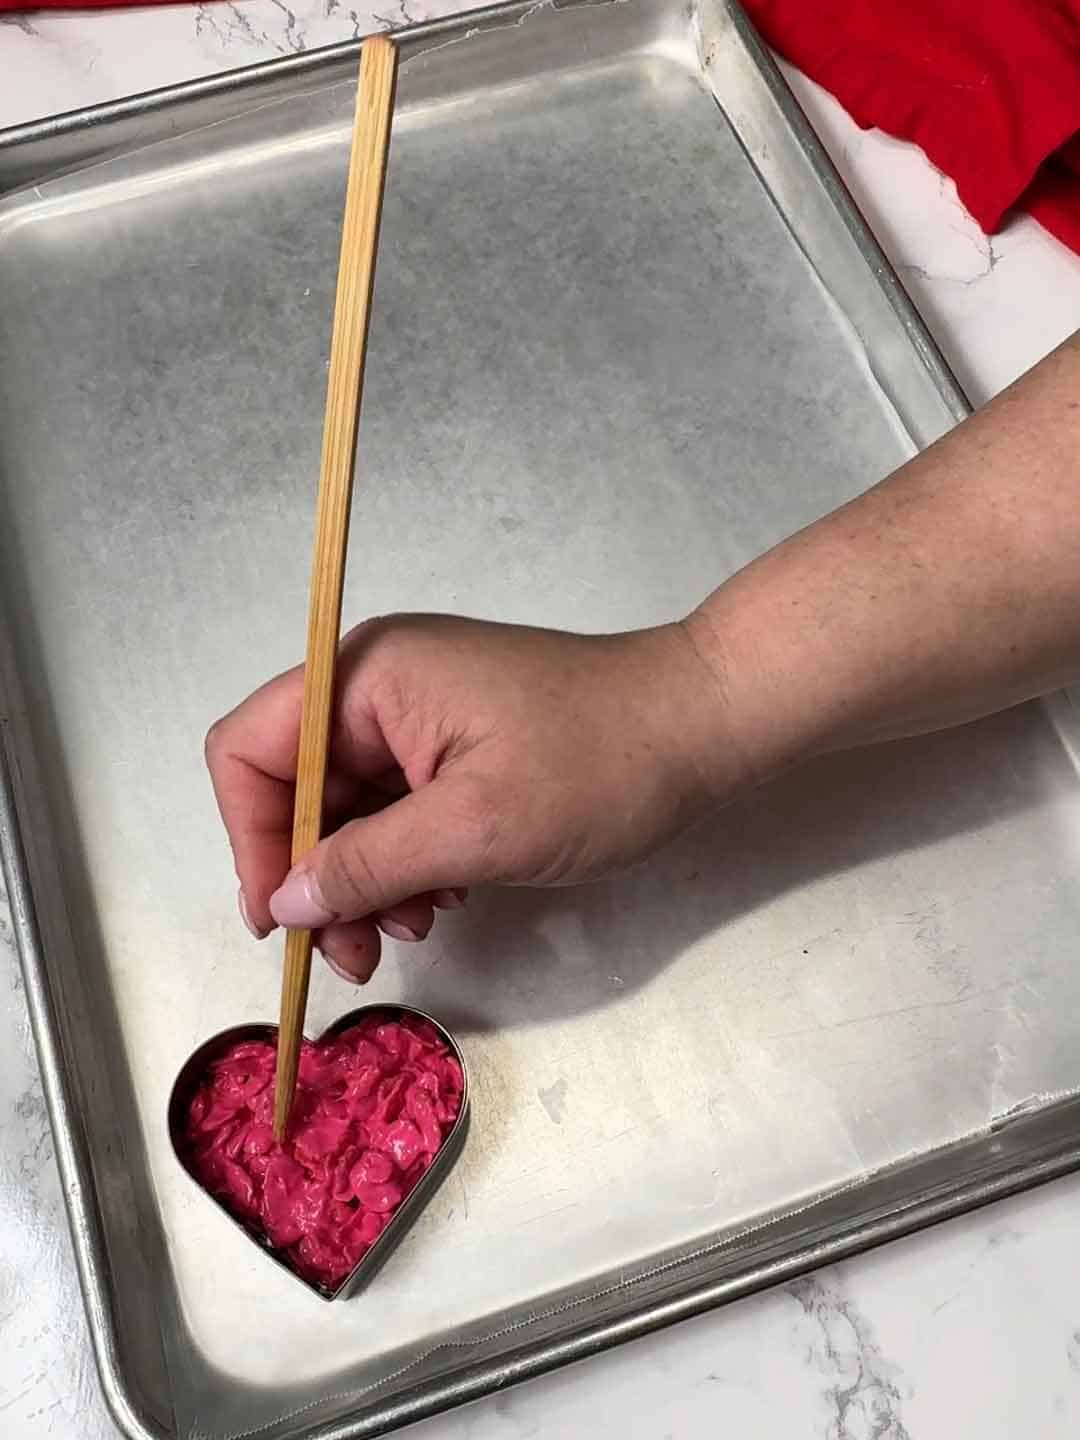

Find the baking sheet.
[{"left": 2, "top": 1, "right": 1080, "bottom": 1436}]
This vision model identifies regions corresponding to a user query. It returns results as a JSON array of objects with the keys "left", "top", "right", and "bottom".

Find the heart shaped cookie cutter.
[{"left": 168, "top": 1004, "right": 470, "bottom": 1300}]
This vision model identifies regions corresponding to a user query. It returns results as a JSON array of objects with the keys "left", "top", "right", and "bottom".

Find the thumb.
[{"left": 268, "top": 776, "right": 492, "bottom": 927}]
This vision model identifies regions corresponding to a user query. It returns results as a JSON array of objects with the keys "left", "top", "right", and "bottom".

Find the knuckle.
[
  {"left": 343, "top": 617, "right": 411, "bottom": 716},
  {"left": 203, "top": 717, "right": 228, "bottom": 770},
  {"left": 342, "top": 614, "right": 405, "bottom": 672},
  {"left": 341, "top": 615, "right": 389, "bottom": 652}
]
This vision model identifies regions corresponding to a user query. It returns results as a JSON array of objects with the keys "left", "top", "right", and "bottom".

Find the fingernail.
[
  {"left": 321, "top": 943, "right": 378, "bottom": 984},
  {"left": 324, "top": 954, "right": 365, "bottom": 986},
  {"left": 269, "top": 869, "right": 336, "bottom": 929},
  {"left": 433, "top": 888, "right": 466, "bottom": 910},
  {"left": 379, "top": 918, "right": 423, "bottom": 943},
  {"left": 238, "top": 888, "right": 269, "bottom": 940}
]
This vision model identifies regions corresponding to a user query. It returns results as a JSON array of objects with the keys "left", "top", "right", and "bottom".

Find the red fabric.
[{"left": 742, "top": 0, "right": 1080, "bottom": 254}]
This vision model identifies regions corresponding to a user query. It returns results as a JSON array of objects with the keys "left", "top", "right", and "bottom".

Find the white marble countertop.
[{"left": 2, "top": 3, "right": 1080, "bottom": 1436}]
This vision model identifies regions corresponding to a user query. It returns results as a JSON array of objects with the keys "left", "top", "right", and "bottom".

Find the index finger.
[
  {"left": 204, "top": 657, "right": 395, "bottom": 933},
  {"left": 204, "top": 663, "right": 304, "bottom": 934}
]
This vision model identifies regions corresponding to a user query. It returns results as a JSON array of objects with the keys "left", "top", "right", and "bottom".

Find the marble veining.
[{"left": 789, "top": 1277, "right": 910, "bottom": 1440}]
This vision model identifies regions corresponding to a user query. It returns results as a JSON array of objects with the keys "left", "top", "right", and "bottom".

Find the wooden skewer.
[{"left": 273, "top": 35, "right": 398, "bottom": 1142}]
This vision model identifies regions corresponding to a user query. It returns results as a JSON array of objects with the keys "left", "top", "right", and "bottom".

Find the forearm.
[
  {"left": 209, "top": 333, "right": 1080, "bottom": 937},
  {"left": 687, "top": 330, "right": 1080, "bottom": 781}
]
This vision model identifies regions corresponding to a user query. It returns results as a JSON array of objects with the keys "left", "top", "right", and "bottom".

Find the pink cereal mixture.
[{"left": 181, "top": 1014, "right": 464, "bottom": 1289}]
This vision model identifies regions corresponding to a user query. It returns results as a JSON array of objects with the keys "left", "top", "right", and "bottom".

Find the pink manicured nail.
[
  {"left": 324, "top": 954, "right": 365, "bottom": 986},
  {"left": 379, "top": 919, "right": 423, "bottom": 943},
  {"left": 433, "top": 888, "right": 466, "bottom": 910},
  {"left": 269, "top": 869, "right": 336, "bottom": 929},
  {"left": 238, "top": 888, "right": 269, "bottom": 940}
]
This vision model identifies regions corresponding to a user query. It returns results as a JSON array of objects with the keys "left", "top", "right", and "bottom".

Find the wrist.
[
  {"left": 621, "top": 617, "right": 767, "bottom": 819},
  {"left": 673, "top": 581, "right": 824, "bottom": 800}
]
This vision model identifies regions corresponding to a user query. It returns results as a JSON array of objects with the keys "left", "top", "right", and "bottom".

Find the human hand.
[{"left": 205, "top": 615, "right": 739, "bottom": 982}]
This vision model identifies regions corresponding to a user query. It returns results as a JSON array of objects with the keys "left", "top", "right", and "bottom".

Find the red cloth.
[{"left": 742, "top": 0, "right": 1080, "bottom": 254}]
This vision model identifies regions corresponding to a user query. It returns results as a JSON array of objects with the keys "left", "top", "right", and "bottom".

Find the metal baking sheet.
[{"left": 2, "top": 1, "right": 1080, "bottom": 1436}]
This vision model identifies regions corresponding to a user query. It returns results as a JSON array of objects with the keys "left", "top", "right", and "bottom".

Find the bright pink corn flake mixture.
[{"left": 182, "top": 1015, "right": 464, "bottom": 1289}]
